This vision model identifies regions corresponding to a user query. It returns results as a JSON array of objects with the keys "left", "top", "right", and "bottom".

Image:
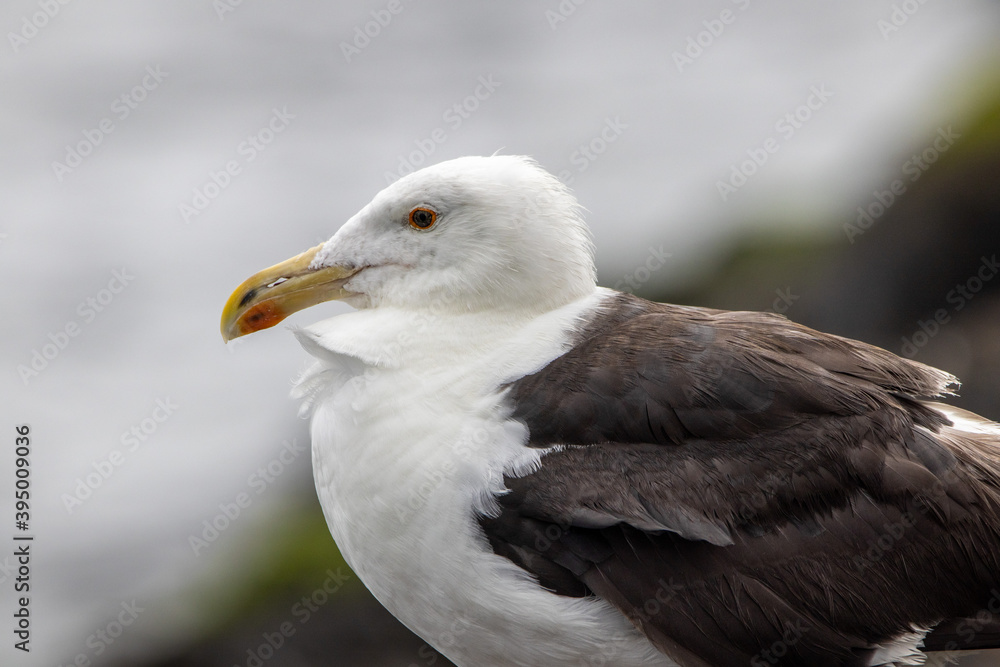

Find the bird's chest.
[
  {"left": 309, "top": 359, "right": 526, "bottom": 594},
  {"left": 295, "top": 301, "right": 670, "bottom": 666},
  {"left": 307, "top": 365, "right": 670, "bottom": 667}
]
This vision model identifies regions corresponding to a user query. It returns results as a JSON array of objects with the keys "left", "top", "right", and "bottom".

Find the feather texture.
[{"left": 482, "top": 292, "right": 1000, "bottom": 666}]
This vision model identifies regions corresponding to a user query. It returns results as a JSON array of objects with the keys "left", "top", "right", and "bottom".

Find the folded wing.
[{"left": 481, "top": 293, "right": 1000, "bottom": 666}]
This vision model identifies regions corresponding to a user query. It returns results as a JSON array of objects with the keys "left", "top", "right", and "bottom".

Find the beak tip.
[
  {"left": 220, "top": 311, "right": 239, "bottom": 343},
  {"left": 220, "top": 244, "right": 351, "bottom": 345}
]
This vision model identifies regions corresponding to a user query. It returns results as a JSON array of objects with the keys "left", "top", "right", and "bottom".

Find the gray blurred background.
[{"left": 3, "top": 2, "right": 1000, "bottom": 666}]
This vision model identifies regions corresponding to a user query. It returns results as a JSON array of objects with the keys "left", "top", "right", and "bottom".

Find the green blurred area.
[{"left": 190, "top": 505, "right": 355, "bottom": 637}]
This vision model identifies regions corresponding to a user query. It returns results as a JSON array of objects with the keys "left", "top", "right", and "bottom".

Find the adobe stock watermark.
[
  {"left": 851, "top": 508, "right": 921, "bottom": 574},
  {"left": 750, "top": 620, "right": 810, "bottom": 666},
  {"left": 8, "top": 0, "right": 73, "bottom": 54},
  {"left": 17, "top": 268, "right": 135, "bottom": 385},
  {"left": 56, "top": 600, "right": 144, "bottom": 667},
  {"left": 61, "top": 398, "right": 179, "bottom": 514},
  {"left": 340, "top": 0, "right": 413, "bottom": 63},
  {"left": 924, "top": 650, "right": 965, "bottom": 667},
  {"left": 672, "top": 0, "right": 752, "bottom": 73},
  {"left": 371, "top": 424, "right": 481, "bottom": 525},
  {"left": 213, "top": 0, "right": 245, "bottom": 21},
  {"left": 308, "top": 280, "right": 469, "bottom": 416},
  {"left": 612, "top": 245, "right": 671, "bottom": 294},
  {"left": 900, "top": 254, "right": 998, "bottom": 358},
  {"left": 178, "top": 106, "right": 295, "bottom": 223},
  {"left": 849, "top": 469, "right": 964, "bottom": 578},
  {"left": 544, "top": 0, "right": 586, "bottom": 30},
  {"left": 188, "top": 438, "right": 307, "bottom": 556},
  {"left": 383, "top": 75, "right": 501, "bottom": 184},
  {"left": 877, "top": 0, "right": 933, "bottom": 40},
  {"left": 843, "top": 125, "right": 959, "bottom": 243},
  {"left": 929, "top": 588, "right": 1000, "bottom": 663},
  {"left": 578, "top": 629, "right": 640, "bottom": 667},
  {"left": 623, "top": 578, "right": 684, "bottom": 630},
  {"left": 717, "top": 84, "right": 833, "bottom": 201},
  {"left": 407, "top": 617, "right": 471, "bottom": 667},
  {"left": 554, "top": 116, "right": 628, "bottom": 185},
  {"left": 233, "top": 567, "right": 352, "bottom": 667},
  {"left": 51, "top": 65, "right": 168, "bottom": 182},
  {"left": 767, "top": 287, "right": 799, "bottom": 315}
]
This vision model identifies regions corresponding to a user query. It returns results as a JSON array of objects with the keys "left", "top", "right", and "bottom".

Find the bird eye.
[{"left": 408, "top": 207, "right": 437, "bottom": 230}]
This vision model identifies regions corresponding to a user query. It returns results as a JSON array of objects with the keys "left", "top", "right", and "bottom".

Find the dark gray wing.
[{"left": 480, "top": 292, "right": 1000, "bottom": 666}]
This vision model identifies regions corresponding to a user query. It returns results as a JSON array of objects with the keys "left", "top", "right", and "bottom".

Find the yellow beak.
[{"left": 220, "top": 244, "right": 357, "bottom": 342}]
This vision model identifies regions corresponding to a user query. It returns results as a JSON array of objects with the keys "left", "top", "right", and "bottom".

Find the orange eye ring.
[{"left": 408, "top": 207, "right": 437, "bottom": 230}]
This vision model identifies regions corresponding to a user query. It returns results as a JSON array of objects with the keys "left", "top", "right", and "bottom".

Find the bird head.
[{"left": 221, "top": 155, "right": 596, "bottom": 341}]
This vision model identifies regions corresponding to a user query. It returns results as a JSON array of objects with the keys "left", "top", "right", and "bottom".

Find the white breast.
[{"left": 293, "top": 288, "right": 674, "bottom": 667}]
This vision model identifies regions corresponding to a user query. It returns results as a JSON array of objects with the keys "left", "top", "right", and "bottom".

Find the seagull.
[{"left": 220, "top": 155, "right": 1000, "bottom": 667}]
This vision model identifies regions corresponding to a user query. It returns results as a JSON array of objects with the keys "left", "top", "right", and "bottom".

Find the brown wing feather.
[{"left": 481, "top": 293, "right": 1000, "bottom": 666}]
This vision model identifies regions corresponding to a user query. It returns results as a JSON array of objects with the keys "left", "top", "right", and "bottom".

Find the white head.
[
  {"left": 315, "top": 155, "right": 596, "bottom": 312},
  {"left": 221, "top": 156, "right": 597, "bottom": 339}
]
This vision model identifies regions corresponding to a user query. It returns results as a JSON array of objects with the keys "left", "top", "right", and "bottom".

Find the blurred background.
[{"left": 3, "top": 2, "right": 1000, "bottom": 665}]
